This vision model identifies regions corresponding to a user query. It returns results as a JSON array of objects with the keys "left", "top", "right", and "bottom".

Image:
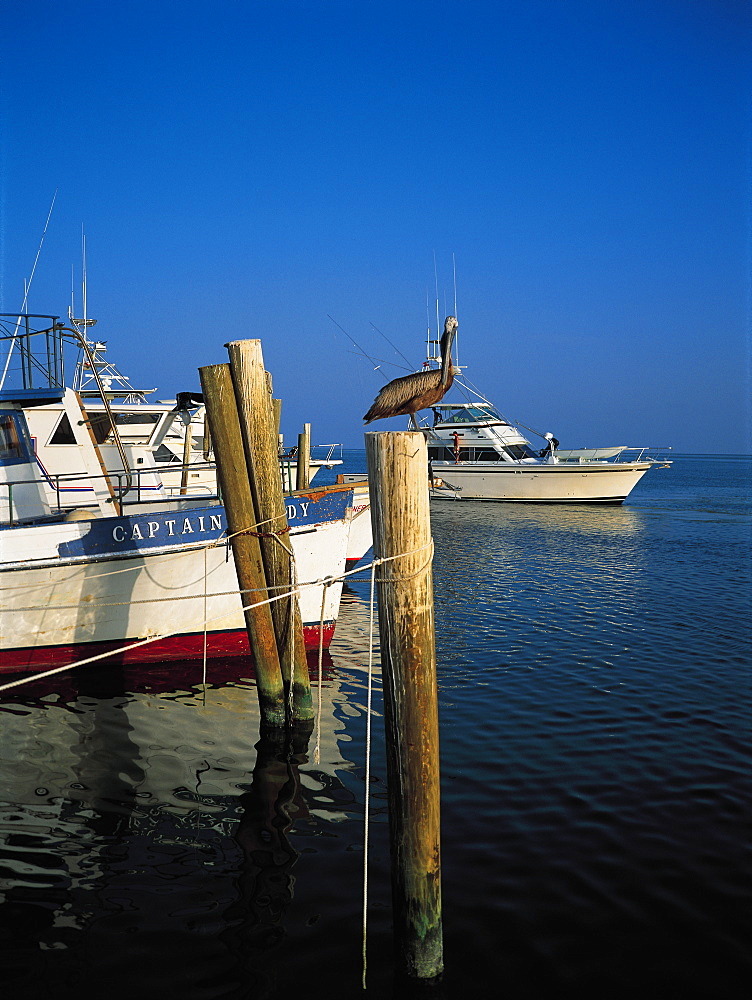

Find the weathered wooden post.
[
  {"left": 296, "top": 422, "right": 311, "bottom": 491},
  {"left": 198, "top": 363, "right": 286, "bottom": 728},
  {"left": 365, "top": 430, "right": 443, "bottom": 983},
  {"left": 226, "top": 340, "right": 313, "bottom": 727}
]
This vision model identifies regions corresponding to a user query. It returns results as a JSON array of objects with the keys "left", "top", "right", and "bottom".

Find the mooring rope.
[
  {"left": 201, "top": 545, "right": 208, "bottom": 701},
  {"left": 362, "top": 555, "right": 378, "bottom": 990}
]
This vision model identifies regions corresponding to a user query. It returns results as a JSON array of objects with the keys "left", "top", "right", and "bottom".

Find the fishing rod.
[
  {"left": 327, "top": 314, "right": 412, "bottom": 379},
  {"left": 368, "top": 320, "right": 414, "bottom": 369}
]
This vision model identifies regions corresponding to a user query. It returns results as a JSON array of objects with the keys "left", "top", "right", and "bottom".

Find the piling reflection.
[{"left": 221, "top": 728, "right": 311, "bottom": 998}]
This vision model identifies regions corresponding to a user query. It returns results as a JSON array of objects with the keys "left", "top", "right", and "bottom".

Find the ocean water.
[{"left": 1, "top": 453, "right": 750, "bottom": 999}]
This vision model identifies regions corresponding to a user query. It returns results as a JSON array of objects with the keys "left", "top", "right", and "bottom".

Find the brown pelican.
[{"left": 363, "top": 315, "right": 458, "bottom": 425}]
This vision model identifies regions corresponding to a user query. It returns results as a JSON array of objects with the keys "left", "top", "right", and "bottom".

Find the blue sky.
[{"left": 1, "top": 0, "right": 749, "bottom": 453}]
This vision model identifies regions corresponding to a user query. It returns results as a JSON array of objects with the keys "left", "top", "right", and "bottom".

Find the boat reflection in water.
[
  {"left": 0, "top": 594, "right": 386, "bottom": 998},
  {"left": 427, "top": 502, "right": 650, "bottom": 679}
]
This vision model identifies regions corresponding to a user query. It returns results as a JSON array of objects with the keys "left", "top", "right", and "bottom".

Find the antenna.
[
  {"left": 82, "top": 227, "right": 87, "bottom": 326},
  {"left": 453, "top": 252, "right": 457, "bottom": 320},
  {"left": 425, "top": 289, "right": 433, "bottom": 363},
  {"left": 433, "top": 250, "right": 440, "bottom": 344},
  {"left": 69, "top": 229, "right": 101, "bottom": 392},
  {"left": 0, "top": 190, "right": 57, "bottom": 389},
  {"left": 452, "top": 252, "right": 459, "bottom": 368},
  {"left": 22, "top": 190, "right": 57, "bottom": 314}
]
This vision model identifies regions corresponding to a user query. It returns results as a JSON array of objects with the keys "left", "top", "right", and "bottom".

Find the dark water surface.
[{"left": 1, "top": 453, "right": 750, "bottom": 999}]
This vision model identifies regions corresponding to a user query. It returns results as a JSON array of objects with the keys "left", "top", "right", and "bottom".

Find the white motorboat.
[{"left": 424, "top": 398, "right": 671, "bottom": 504}]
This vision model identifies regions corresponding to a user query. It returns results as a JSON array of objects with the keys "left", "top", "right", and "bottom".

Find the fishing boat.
[
  {"left": 0, "top": 316, "right": 360, "bottom": 673},
  {"left": 424, "top": 400, "right": 671, "bottom": 504},
  {"left": 2, "top": 310, "right": 371, "bottom": 568}
]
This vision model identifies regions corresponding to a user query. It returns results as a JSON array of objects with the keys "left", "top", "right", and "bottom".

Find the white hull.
[
  {"left": 1, "top": 505, "right": 350, "bottom": 670},
  {"left": 429, "top": 461, "right": 654, "bottom": 503},
  {"left": 344, "top": 483, "right": 372, "bottom": 567}
]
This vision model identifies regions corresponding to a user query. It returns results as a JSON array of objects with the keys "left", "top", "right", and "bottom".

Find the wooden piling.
[
  {"left": 365, "top": 430, "right": 443, "bottom": 982},
  {"left": 226, "top": 340, "right": 313, "bottom": 726},
  {"left": 296, "top": 423, "right": 311, "bottom": 491},
  {"left": 198, "top": 363, "right": 286, "bottom": 728}
]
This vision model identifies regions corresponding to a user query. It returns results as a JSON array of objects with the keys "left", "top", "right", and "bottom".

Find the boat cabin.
[{"left": 427, "top": 402, "right": 542, "bottom": 464}]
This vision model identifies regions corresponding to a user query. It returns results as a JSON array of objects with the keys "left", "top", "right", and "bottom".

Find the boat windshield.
[
  {"left": 436, "top": 404, "right": 506, "bottom": 424},
  {"left": 504, "top": 443, "right": 540, "bottom": 460}
]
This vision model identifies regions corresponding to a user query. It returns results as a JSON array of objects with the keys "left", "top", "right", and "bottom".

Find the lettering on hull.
[{"left": 57, "top": 491, "right": 353, "bottom": 560}]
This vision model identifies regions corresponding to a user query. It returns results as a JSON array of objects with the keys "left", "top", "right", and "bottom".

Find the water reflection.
[
  {"left": 0, "top": 643, "right": 379, "bottom": 999},
  {"left": 430, "top": 499, "right": 647, "bottom": 538},
  {"left": 221, "top": 729, "right": 312, "bottom": 998},
  {"left": 425, "top": 502, "right": 652, "bottom": 678}
]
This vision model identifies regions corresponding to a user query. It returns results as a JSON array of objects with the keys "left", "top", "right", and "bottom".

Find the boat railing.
[
  {"left": 312, "top": 443, "right": 344, "bottom": 464},
  {"left": 0, "top": 314, "right": 65, "bottom": 391},
  {"left": 558, "top": 446, "right": 674, "bottom": 464},
  {"left": 2, "top": 446, "right": 351, "bottom": 523},
  {"left": 1, "top": 465, "right": 220, "bottom": 524}
]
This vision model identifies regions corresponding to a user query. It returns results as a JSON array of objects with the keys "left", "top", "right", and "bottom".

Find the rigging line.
[
  {"left": 512, "top": 417, "right": 551, "bottom": 440},
  {"left": 327, "top": 314, "right": 378, "bottom": 365},
  {"left": 5, "top": 572, "right": 348, "bottom": 612},
  {"left": 288, "top": 540, "right": 298, "bottom": 715},
  {"left": 0, "top": 190, "right": 58, "bottom": 389},
  {"left": 2, "top": 555, "right": 424, "bottom": 609},
  {"left": 343, "top": 348, "right": 411, "bottom": 371}
]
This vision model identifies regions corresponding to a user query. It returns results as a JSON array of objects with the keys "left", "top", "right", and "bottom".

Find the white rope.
[
  {"left": 201, "top": 545, "right": 208, "bottom": 701},
  {"left": 362, "top": 556, "right": 377, "bottom": 990}
]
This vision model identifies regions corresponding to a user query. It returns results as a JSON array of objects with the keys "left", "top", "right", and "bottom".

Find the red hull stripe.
[{"left": 1, "top": 623, "right": 336, "bottom": 673}]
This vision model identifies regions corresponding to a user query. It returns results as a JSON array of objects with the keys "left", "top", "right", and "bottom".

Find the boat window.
[
  {"left": 467, "top": 406, "right": 504, "bottom": 421},
  {"left": 0, "top": 412, "right": 28, "bottom": 465},
  {"left": 504, "top": 443, "right": 538, "bottom": 460},
  {"left": 154, "top": 444, "right": 182, "bottom": 464},
  {"left": 428, "top": 446, "right": 455, "bottom": 461},
  {"left": 114, "top": 411, "right": 161, "bottom": 425},
  {"left": 49, "top": 412, "right": 112, "bottom": 445},
  {"left": 428, "top": 445, "right": 503, "bottom": 463}
]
